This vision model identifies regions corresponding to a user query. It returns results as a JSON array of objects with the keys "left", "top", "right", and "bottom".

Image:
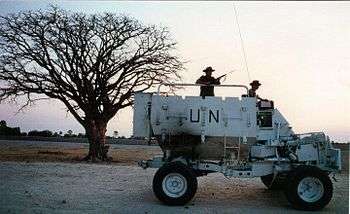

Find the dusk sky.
[{"left": 0, "top": 1, "right": 349, "bottom": 142}]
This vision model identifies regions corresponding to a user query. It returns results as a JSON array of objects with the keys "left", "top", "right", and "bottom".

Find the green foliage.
[
  {"left": 28, "top": 130, "right": 53, "bottom": 137},
  {"left": 0, "top": 120, "right": 21, "bottom": 136}
]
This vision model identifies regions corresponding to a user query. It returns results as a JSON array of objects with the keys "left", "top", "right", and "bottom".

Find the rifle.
[{"left": 216, "top": 70, "right": 236, "bottom": 80}]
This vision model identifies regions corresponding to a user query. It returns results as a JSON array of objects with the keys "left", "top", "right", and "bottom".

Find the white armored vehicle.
[{"left": 133, "top": 83, "right": 341, "bottom": 211}]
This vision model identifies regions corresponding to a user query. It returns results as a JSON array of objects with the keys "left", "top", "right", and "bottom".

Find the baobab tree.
[{"left": 0, "top": 7, "right": 183, "bottom": 161}]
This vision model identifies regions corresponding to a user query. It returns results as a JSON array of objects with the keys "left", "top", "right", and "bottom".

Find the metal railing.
[{"left": 157, "top": 83, "right": 249, "bottom": 96}]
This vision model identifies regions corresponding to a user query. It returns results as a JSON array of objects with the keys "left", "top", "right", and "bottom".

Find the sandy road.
[{"left": 0, "top": 161, "right": 348, "bottom": 214}]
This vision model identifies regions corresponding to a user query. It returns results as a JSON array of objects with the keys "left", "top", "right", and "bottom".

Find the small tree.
[
  {"left": 0, "top": 120, "right": 6, "bottom": 127},
  {"left": 0, "top": 120, "right": 21, "bottom": 136},
  {"left": 113, "top": 131, "right": 119, "bottom": 138},
  {"left": 0, "top": 7, "right": 183, "bottom": 161}
]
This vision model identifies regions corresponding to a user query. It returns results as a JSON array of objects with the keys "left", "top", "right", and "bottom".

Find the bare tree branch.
[{"left": 0, "top": 6, "right": 183, "bottom": 125}]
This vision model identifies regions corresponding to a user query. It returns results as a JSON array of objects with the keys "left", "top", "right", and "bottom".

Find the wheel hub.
[
  {"left": 162, "top": 173, "right": 187, "bottom": 198},
  {"left": 297, "top": 177, "right": 324, "bottom": 203}
]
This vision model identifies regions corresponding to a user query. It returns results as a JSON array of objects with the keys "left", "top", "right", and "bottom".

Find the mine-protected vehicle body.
[{"left": 133, "top": 83, "right": 341, "bottom": 210}]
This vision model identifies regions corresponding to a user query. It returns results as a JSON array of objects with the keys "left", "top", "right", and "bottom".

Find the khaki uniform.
[
  {"left": 248, "top": 89, "right": 256, "bottom": 97},
  {"left": 196, "top": 76, "right": 220, "bottom": 97}
]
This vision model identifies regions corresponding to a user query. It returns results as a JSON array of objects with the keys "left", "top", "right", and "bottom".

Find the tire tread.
[{"left": 153, "top": 162, "right": 197, "bottom": 206}]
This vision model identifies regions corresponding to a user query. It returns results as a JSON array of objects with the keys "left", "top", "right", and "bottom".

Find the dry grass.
[{"left": 0, "top": 146, "right": 161, "bottom": 166}]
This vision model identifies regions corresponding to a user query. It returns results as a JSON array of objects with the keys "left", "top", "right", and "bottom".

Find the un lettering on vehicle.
[{"left": 189, "top": 109, "right": 219, "bottom": 123}]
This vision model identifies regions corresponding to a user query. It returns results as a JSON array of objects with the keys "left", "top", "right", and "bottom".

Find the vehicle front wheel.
[
  {"left": 153, "top": 162, "right": 198, "bottom": 206},
  {"left": 284, "top": 166, "right": 333, "bottom": 211}
]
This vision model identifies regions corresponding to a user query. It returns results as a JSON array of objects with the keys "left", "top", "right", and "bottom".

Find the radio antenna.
[{"left": 233, "top": 2, "right": 251, "bottom": 83}]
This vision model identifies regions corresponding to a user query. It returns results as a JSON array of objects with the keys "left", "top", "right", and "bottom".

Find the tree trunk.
[{"left": 83, "top": 120, "right": 111, "bottom": 162}]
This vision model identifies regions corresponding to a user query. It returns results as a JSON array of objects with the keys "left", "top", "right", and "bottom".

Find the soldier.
[
  {"left": 248, "top": 80, "right": 267, "bottom": 101},
  {"left": 196, "top": 66, "right": 221, "bottom": 97}
]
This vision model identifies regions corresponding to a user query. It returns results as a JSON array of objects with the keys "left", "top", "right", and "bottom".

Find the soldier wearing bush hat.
[
  {"left": 196, "top": 66, "right": 221, "bottom": 97},
  {"left": 248, "top": 80, "right": 267, "bottom": 101}
]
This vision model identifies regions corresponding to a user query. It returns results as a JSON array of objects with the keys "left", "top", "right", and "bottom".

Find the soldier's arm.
[
  {"left": 213, "top": 77, "right": 221, "bottom": 85},
  {"left": 257, "top": 95, "right": 268, "bottom": 102}
]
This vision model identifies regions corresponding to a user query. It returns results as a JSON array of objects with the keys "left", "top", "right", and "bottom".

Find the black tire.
[
  {"left": 261, "top": 174, "right": 286, "bottom": 190},
  {"left": 153, "top": 162, "right": 198, "bottom": 206},
  {"left": 284, "top": 166, "right": 333, "bottom": 211}
]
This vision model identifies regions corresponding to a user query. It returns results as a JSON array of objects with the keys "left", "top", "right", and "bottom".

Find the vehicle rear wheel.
[
  {"left": 153, "top": 162, "right": 197, "bottom": 206},
  {"left": 284, "top": 166, "right": 333, "bottom": 211},
  {"left": 261, "top": 174, "right": 286, "bottom": 190}
]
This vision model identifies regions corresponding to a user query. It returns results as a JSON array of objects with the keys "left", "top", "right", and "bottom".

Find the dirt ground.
[
  {"left": 0, "top": 140, "right": 348, "bottom": 213},
  {"left": 0, "top": 162, "right": 348, "bottom": 214}
]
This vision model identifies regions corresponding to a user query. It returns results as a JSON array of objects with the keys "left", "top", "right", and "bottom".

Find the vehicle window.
[{"left": 257, "top": 111, "right": 273, "bottom": 128}]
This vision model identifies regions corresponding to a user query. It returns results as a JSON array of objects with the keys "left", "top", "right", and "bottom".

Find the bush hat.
[
  {"left": 250, "top": 80, "right": 261, "bottom": 86},
  {"left": 203, "top": 66, "right": 215, "bottom": 73}
]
